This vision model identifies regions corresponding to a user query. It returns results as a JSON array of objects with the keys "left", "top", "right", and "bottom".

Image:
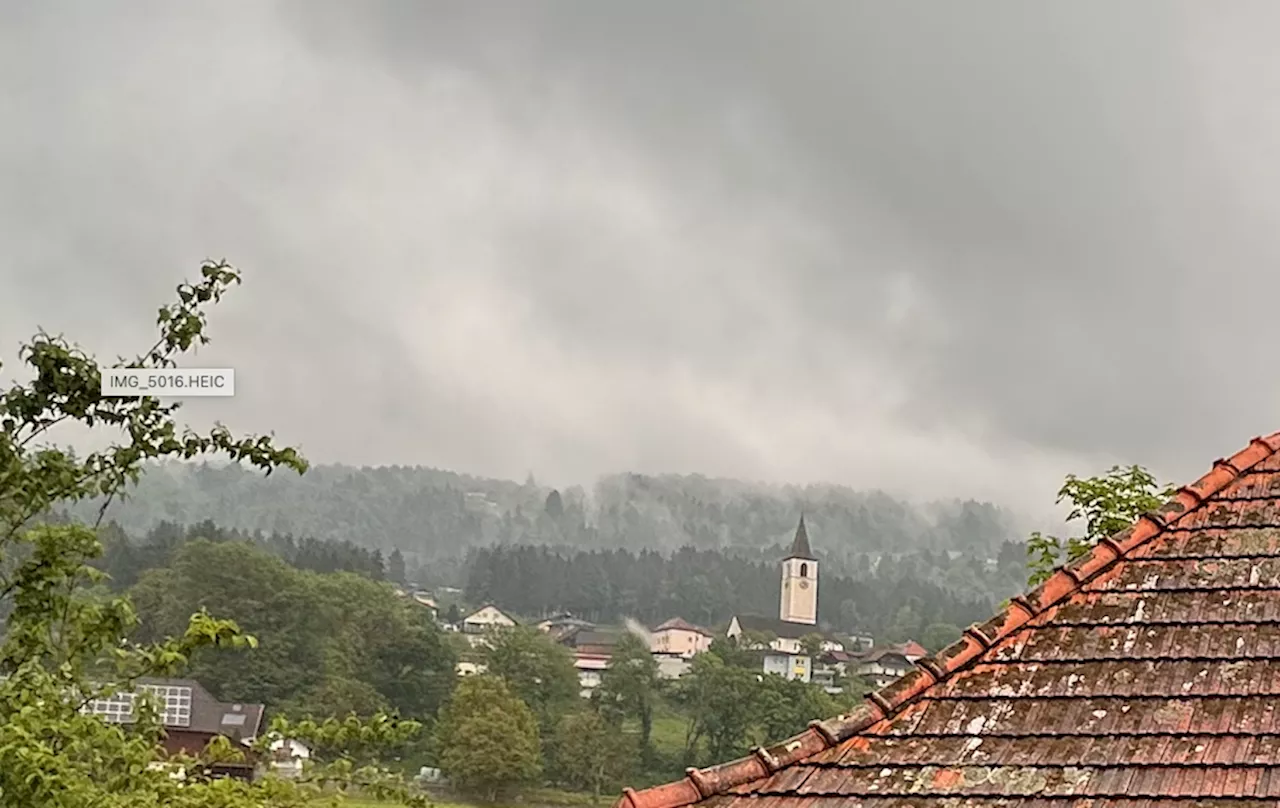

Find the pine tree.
[{"left": 389, "top": 547, "right": 407, "bottom": 584}]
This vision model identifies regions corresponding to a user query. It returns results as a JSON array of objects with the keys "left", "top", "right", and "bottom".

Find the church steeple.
[
  {"left": 787, "top": 514, "right": 816, "bottom": 561},
  {"left": 779, "top": 515, "right": 818, "bottom": 625}
]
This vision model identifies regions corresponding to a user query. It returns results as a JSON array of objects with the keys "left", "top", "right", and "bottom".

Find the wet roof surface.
[{"left": 618, "top": 433, "right": 1280, "bottom": 807}]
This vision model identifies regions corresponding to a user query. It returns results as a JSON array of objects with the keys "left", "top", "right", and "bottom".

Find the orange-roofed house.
[
  {"left": 895, "top": 640, "right": 927, "bottom": 660},
  {"left": 616, "top": 432, "right": 1280, "bottom": 806}
]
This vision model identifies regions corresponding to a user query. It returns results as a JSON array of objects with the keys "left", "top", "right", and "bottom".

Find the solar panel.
[
  {"left": 138, "top": 684, "right": 192, "bottom": 727},
  {"left": 88, "top": 691, "right": 136, "bottom": 723}
]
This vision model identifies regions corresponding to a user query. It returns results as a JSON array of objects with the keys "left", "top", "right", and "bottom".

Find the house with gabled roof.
[
  {"left": 85, "top": 677, "right": 264, "bottom": 780},
  {"left": 616, "top": 432, "right": 1280, "bottom": 806},
  {"left": 651, "top": 617, "right": 714, "bottom": 658}
]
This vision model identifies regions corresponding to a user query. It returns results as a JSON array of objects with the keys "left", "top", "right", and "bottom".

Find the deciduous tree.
[
  {"left": 435, "top": 675, "right": 542, "bottom": 802},
  {"left": 479, "top": 625, "right": 579, "bottom": 733},
  {"left": 0, "top": 262, "right": 423, "bottom": 807},
  {"left": 595, "top": 631, "right": 661, "bottom": 758},
  {"left": 1026, "top": 465, "right": 1175, "bottom": 585},
  {"left": 550, "top": 709, "right": 635, "bottom": 801}
]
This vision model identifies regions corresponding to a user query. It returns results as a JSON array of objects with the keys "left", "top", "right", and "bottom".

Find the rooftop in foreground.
[{"left": 617, "top": 432, "right": 1280, "bottom": 807}]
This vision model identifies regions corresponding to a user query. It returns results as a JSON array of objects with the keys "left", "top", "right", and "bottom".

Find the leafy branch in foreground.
[
  {"left": 0, "top": 261, "right": 409, "bottom": 807},
  {"left": 1026, "top": 465, "right": 1175, "bottom": 586}
]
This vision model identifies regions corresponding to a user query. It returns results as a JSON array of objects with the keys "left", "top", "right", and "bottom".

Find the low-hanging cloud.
[{"left": 6, "top": 2, "right": 1279, "bottom": 520}]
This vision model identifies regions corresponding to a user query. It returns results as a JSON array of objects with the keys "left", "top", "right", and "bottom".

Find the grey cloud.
[{"left": 5, "top": 2, "right": 1278, "bottom": 518}]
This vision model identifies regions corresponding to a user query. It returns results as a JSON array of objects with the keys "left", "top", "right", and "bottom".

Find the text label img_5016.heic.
[{"left": 100, "top": 368, "right": 235, "bottom": 397}]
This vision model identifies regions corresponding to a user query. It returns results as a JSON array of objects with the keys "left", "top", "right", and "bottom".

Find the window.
[{"left": 799, "top": 563, "right": 808, "bottom": 578}]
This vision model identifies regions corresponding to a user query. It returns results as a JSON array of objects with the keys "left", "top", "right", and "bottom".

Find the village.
[
  {"left": 78, "top": 517, "right": 927, "bottom": 784},
  {"left": 435, "top": 518, "right": 925, "bottom": 697}
]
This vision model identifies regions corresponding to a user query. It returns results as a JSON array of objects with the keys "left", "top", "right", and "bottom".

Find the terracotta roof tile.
[{"left": 617, "top": 431, "right": 1280, "bottom": 808}]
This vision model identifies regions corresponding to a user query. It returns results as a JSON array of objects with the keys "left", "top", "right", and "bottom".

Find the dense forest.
[
  {"left": 74, "top": 461, "right": 1028, "bottom": 585},
  {"left": 93, "top": 518, "right": 389, "bottom": 589},
  {"left": 89, "top": 519, "right": 1022, "bottom": 643}
]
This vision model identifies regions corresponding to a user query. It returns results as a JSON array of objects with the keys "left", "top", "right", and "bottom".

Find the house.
[
  {"left": 537, "top": 611, "right": 582, "bottom": 632},
  {"left": 266, "top": 738, "right": 311, "bottom": 779},
  {"left": 850, "top": 646, "right": 914, "bottom": 688},
  {"left": 574, "top": 651, "right": 611, "bottom": 697},
  {"left": 410, "top": 591, "right": 439, "bottom": 617},
  {"left": 895, "top": 639, "right": 927, "bottom": 660},
  {"left": 761, "top": 650, "right": 812, "bottom": 682},
  {"left": 845, "top": 629, "right": 875, "bottom": 653},
  {"left": 461, "top": 604, "right": 518, "bottom": 633},
  {"left": 538, "top": 612, "right": 596, "bottom": 643},
  {"left": 615, "top": 432, "right": 1280, "bottom": 805},
  {"left": 460, "top": 604, "right": 518, "bottom": 646},
  {"left": 725, "top": 614, "right": 843, "bottom": 655},
  {"left": 573, "top": 632, "right": 619, "bottom": 696},
  {"left": 649, "top": 617, "right": 713, "bottom": 658},
  {"left": 810, "top": 648, "right": 857, "bottom": 694},
  {"left": 84, "top": 678, "right": 264, "bottom": 780},
  {"left": 652, "top": 652, "right": 693, "bottom": 680},
  {"left": 723, "top": 517, "right": 843, "bottom": 683}
]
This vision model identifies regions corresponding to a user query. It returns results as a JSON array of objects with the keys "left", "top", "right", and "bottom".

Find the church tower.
[{"left": 779, "top": 515, "right": 818, "bottom": 625}]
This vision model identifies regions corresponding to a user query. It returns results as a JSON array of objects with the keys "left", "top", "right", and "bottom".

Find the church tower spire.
[
  {"left": 780, "top": 515, "right": 818, "bottom": 625},
  {"left": 789, "top": 513, "right": 816, "bottom": 560}
]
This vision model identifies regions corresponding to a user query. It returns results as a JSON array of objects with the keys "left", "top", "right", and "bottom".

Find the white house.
[
  {"left": 652, "top": 653, "right": 693, "bottom": 680},
  {"left": 853, "top": 648, "right": 915, "bottom": 688},
  {"left": 762, "top": 651, "right": 812, "bottom": 683},
  {"left": 573, "top": 652, "right": 611, "bottom": 698},
  {"left": 267, "top": 738, "right": 311, "bottom": 780},
  {"left": 462, "top": 604, "right": 518, "bottom": 633},
  {"left": 460, "top": 605, "right": 518, "bottom": 646}
]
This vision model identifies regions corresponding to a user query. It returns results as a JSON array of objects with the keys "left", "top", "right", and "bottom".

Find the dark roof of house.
[
  {"left": 819, "top": 649, "right": 855, "bottom": 664},
  {"left": 617, "top": 432, "right": 1280, "bottom": 806},
  {"left": 786, "top": 514, "right": 815, "bottom": 560},
  {"left": 853, "top": 648, "right": 913, "bottom": 668},
  {"left": 654, "top": 617, "right": 713, "bottom": 636},
  {"left": 574, "top": 630, "right": 621, "bottom": 647},
  {"left": 731, "top": 614, "right": 825, "bottom": 641},
  {"left": 125, "top": 678, "right": 264, "bottom": 740}
]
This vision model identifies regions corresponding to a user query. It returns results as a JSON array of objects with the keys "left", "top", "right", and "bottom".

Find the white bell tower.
[{"left": 779, "top": 515, "right": 817, "bottom": 625}]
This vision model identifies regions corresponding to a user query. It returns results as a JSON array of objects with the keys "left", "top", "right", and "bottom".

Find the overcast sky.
[{"left": 5, "top": 2, "right": 1280, "bottom": 516}]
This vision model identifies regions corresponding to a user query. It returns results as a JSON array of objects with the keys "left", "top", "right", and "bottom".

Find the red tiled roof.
[
  {"left": 895, "top": 640, "right": 927, "bottom": 658},
  {"left": 617, "top": 433, "right": 1280, "bottom": 807}
]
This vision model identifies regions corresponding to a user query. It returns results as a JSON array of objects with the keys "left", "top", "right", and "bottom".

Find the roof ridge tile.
[{"left": 614, "top": 431, "right": 1280, "bottom": 808}]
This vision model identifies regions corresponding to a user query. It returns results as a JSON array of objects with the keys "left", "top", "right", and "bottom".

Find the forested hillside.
[
  {"left": 463, "top": 544, "right": 1013, "bottom": 639},
  {"left": 76, "top": 461, "right": 1027, "bottom": 571},
  {"left": 89, "top": 519, "right": 1021, "bottom": 643}
]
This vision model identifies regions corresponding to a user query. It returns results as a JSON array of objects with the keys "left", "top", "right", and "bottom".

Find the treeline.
[
  {"left": 463, "top": 544, "right": 1009, "bottom": 642},
  {"left": 94, "top": 519, "right": 389, "bottom": 590},
  {"left": 69, "top": 462, "right": 1025, "bottom": 568},
  {"left": 126, "top": 538, "right": 454, "bottom": 721}
]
